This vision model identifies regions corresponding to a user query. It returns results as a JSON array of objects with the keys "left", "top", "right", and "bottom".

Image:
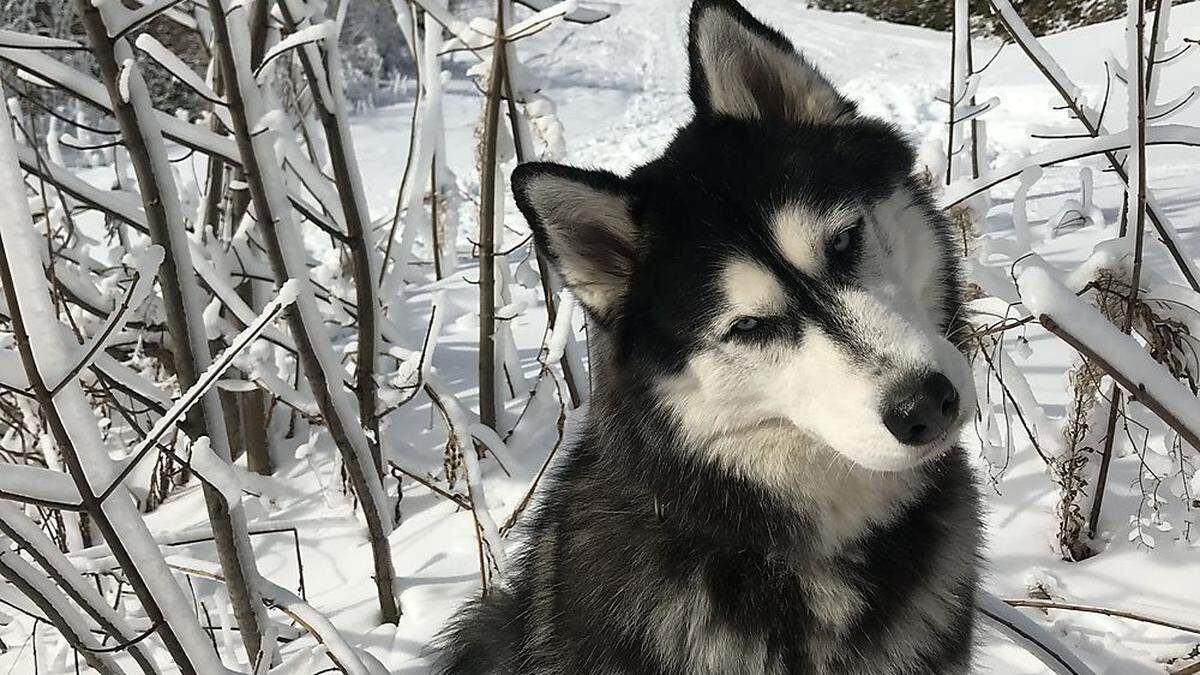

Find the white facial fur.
[
  {"left": 657, "top": 189, "right": 975, "bottom": 494},
  {"left": 773, "top": 202, "right": 861, "bottom": 276}
]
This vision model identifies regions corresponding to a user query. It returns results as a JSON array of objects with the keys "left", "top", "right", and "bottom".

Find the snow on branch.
[
  {"left": 254, "top": 20, "right": 334, "bottom": 81},
  {"left": 942, "top": 123, "right": 1200, "bottom": 208},
  {"left": 103, "top": 280, "right": 300, "bottom": 499},
  {"left": 11, "top": 141, "right": 148, "bottom": 231},
  {"left": 0, "top": 30, "right": 83, "bottom": 51},
  {"left": 0, "top": 464, "right": 82, "bottom": 510},
  {"left": 134, "top": 33, "right": 227, "bottom": 108},
  {"left": 1017, "top": 266, "right": 1200, "bottom": 451},
  {"left": 514, "top": 0, "right": 612, "bottom": 25},
  {"left": 977, "top": 591, "right": 1096, "bottom": 675},
  {"left": 105, "top": 0, "right": 188, "bottom": 40},
  {"left": 47, "top": 246, "right": 163, "bottom": 395}
]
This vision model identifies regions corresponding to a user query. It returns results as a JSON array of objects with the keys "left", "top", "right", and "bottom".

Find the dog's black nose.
[{"left": 881, "top": 373, "right": 960, "bottom": 446}]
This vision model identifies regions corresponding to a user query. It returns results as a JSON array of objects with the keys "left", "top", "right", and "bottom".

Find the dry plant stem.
[
  {"left": 1039, "top": 314, "right": 1200, "bottom": 451},
  {"left": 1087, "top": 201, "right": 1130, "bottom": 540},
  {"left": 389, "top": 461, "right": 471, "bottom": 509},
  {"left": 202, "top": 0, "right": 400, "bottom": 624},
  {"left": 966, "top": 28, "right": 982, "bottom": 180},
  {"left": 1006, "top": 598, "right": 1200, "bottom": 635},
  {"left": 1088, "top": 4, "right": 1151, "bottom": 539},
  {"left": 0, "top": 552, "right": 119, "bottom": 675},
  {"left": 430, "top": 156, "right": 446, "bottom": 279},
  {"left": 1145, "top": 0, "right": 1166, "bottom": 99},
  {"left": 988, "top": 0, "right": 1200, "bottom": 292},
  {"left": 499, "top": 382, "right": 566, "bottom": 536},
  {"left": 977, "top": 337, "right": 1052, "bottom": 465},
  {"left": 0, "top": 512, "right": 158, "bottom": 673},
  {"left": 279, "top": 0, "right": 384, "bottom": 480},
  {"left": 1086, "top": 384, "right": 1123, "bottom": 540},
  {"left": 200, "top": 56, "right": 228, "bottom": 238},
  {"left": 422, "top": 381, "right": 499, "bottom": 589},
  {"left": 477, "top": 0, "right": 507, "bottom": 433},
  {"left": 73, "top": 0, "right": 268, "bottom": 659},
  {"left": 1175, "top": 661, "right": 1200, "bottom": 675}
]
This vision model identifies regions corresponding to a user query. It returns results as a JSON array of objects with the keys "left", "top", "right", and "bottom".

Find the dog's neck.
[
  {"left": 594, "top": 382, "right": 929, "bottom": 554},
  {"left": 686, "top": 422, "right": 931, "bottom": 553}
]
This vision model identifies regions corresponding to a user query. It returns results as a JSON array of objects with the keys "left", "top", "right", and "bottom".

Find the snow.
[
  {"left": 4, "top": 1, "right": 1200, "bottom": 673},
  {"left": 0, "top": 464, "right": 82, "bottom": 506},
  {"left": 189, "top": 436, "right": 244, "bottom": 509}
]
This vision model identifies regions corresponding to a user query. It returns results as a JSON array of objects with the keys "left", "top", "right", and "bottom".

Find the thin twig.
[{"left": 1007, "top": 598, "right": 1200, "bottom": 634}]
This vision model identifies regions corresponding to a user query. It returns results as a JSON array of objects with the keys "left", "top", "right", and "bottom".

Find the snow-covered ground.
[{"left": 4, "top": 1, "right": 1199, "bottom": 673}]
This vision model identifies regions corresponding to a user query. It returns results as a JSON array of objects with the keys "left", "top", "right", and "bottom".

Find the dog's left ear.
[
  {"left": 688, "top": 0, "right": 855, "bottom": 123},
  {"left": 511, "top": 162, "right": 638, "bottom": 326}
]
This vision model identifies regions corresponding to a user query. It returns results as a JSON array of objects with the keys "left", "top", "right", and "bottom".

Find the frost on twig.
[
  {"left": 986, "top": 0, "right": 1200, "bottom": 292},
  {"left": 0, "top": 83, "right": 223, "bottom": 672},
  {"left": 202, "top": 0, "right": 399, "bottom": 623}
]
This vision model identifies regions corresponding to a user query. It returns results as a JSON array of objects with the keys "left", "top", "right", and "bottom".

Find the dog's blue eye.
[
  {"left": 732, "top": 316, "right": 760, "bottom": 332},
  {"left": 830, "top": 227, "right": 855, "bottom": 255}
]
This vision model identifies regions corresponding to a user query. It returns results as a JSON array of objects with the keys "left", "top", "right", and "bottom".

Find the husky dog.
[{"left": 436, "top": 0, "right": 982, "bottom": 672}]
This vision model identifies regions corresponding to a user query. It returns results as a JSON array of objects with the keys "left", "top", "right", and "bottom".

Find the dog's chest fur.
[
  {"left": 616, "top": 433, "right": 973, "bottom": 674},
  {"left": 435, "top": 415, "right": 982, "bottom": 675}
]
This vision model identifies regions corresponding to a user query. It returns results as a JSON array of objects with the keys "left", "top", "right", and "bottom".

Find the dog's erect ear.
[
  {"left": 687, "top": 0, "right": 855, "bottom": 123},
  {"left": 512, "top": 163, "right": 637, "bottom": 324}
]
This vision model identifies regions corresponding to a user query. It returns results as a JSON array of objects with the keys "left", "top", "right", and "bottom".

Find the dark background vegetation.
[{"left": 810, "top": 0, "right": 1194, "bottom": 36}]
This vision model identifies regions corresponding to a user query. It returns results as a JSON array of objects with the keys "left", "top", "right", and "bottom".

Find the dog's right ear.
[
  {"left": 687, "top": 0, "right": 856, "bottom": 123},
  {"left": 512, "top": 163, "right": 637, "bottom": 325}
]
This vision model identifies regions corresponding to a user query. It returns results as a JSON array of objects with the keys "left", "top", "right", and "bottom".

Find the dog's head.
[{"left": 514, "top": 0, "right": 974, "bottom": 473}]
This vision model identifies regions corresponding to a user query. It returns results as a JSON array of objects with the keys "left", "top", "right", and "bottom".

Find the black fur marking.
[
  {"left": 436, "top": 1, "right": 980, "bottom": 672},
  {"left": 435, "top": 411, "right": 980, "bottom": 673}
]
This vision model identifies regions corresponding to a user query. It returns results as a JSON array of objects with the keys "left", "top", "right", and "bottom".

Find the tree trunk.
[
  {"left": 477, "top": 0, "right": 507, "bottom": 433},
  {"left": 72, "top": 0, "right": 269, "bottom": 660},
  {"left": 203, "top": 0, "right": 400, "bottom": 624}
]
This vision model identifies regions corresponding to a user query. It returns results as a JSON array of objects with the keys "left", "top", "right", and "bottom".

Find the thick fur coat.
[{"left": 436, "top": 1, "right": 983, "bottom": 672}]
